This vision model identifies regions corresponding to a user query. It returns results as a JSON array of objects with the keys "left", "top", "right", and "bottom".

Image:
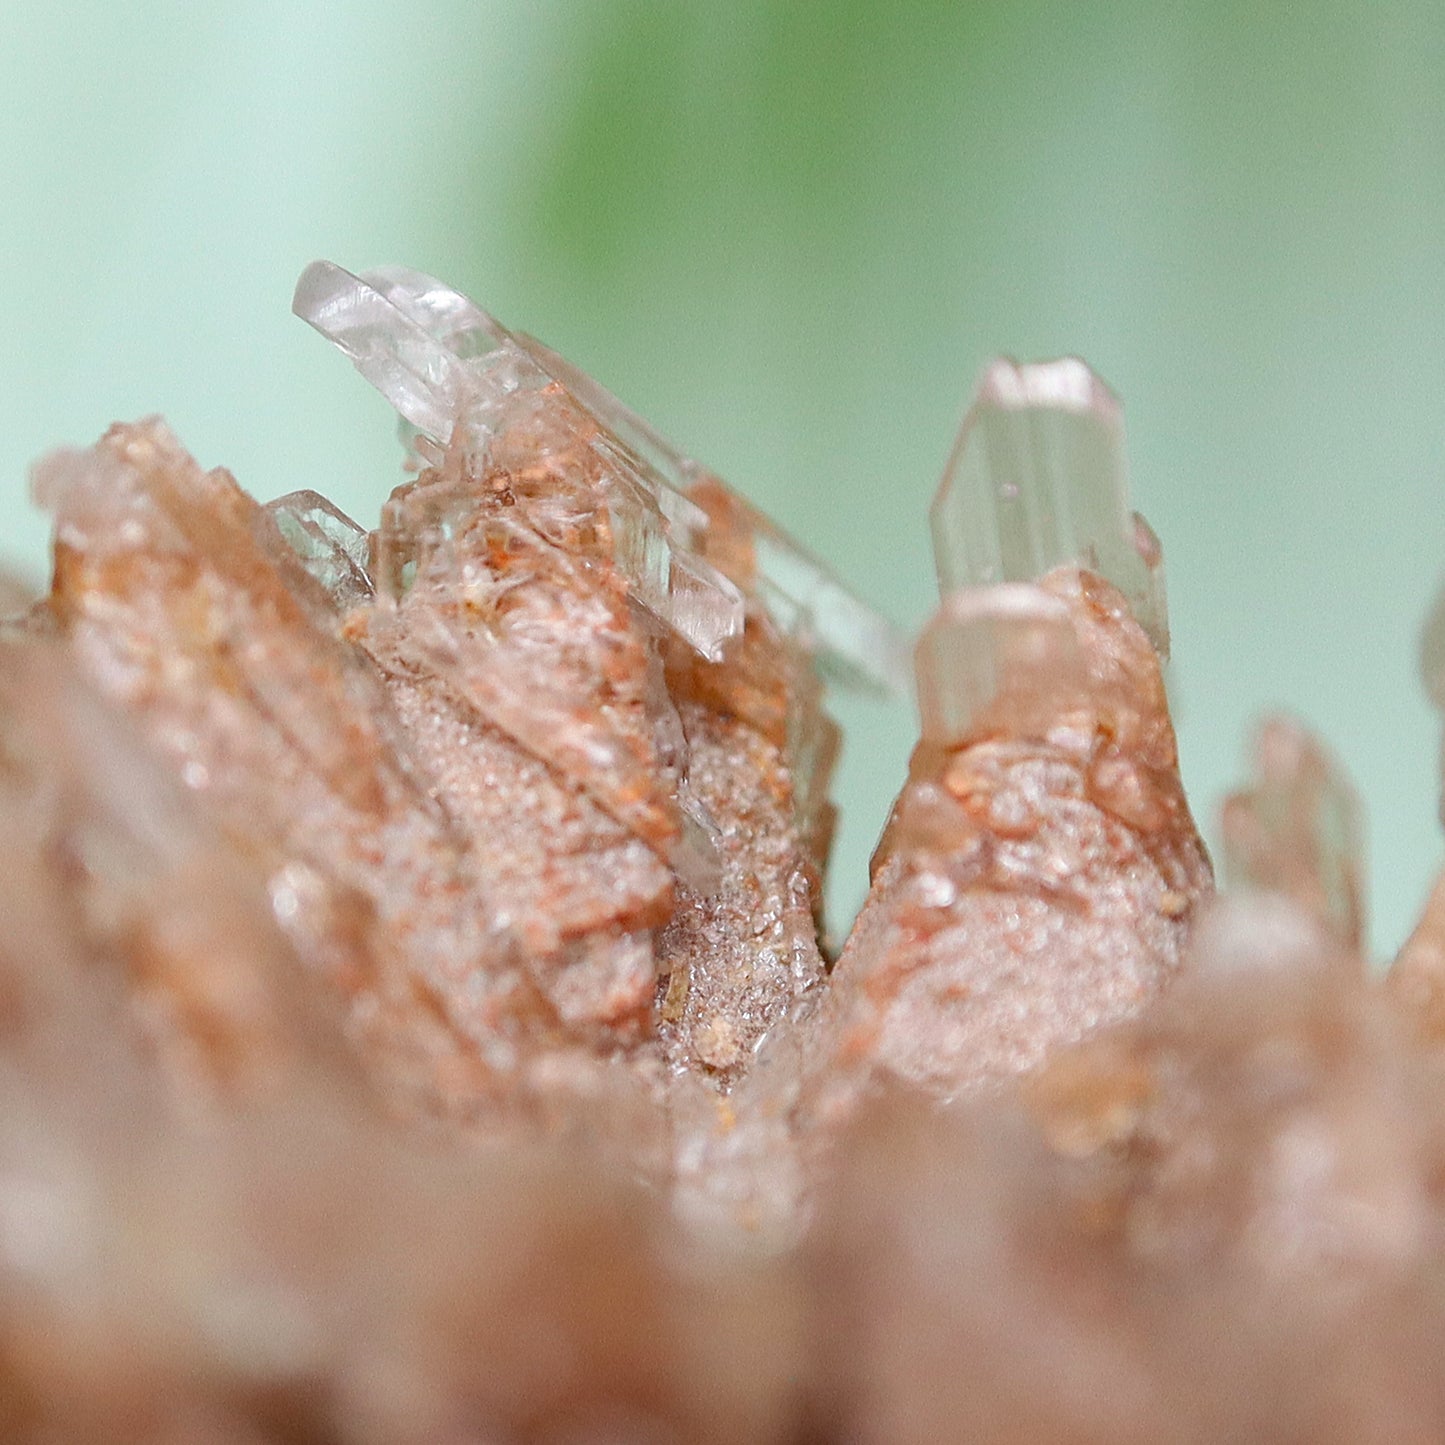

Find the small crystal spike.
[
  {"left": 292, "top": 261, "right": 475, "bottom": 441},
  {"left": 931, "top": 358, "right": 1168, "bottom": 657},
  {"left": 1220, "top": 714, "right": 1365, "bottom": 949},
  {"left": 513, "top": 336, "right": 909, "bottom": 697},
  {"left": 294, "top": 261, "right": 743, "bottom": 661},
  {"left": 914, "top": 584, "right": 1088, "bottom": 748},
  {"left": 264, "top": 490, "right": 374, "bottom": 610}
]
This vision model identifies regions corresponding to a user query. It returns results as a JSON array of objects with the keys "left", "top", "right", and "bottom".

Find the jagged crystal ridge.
[{"left": 293, "top": 260, "right": 906, "bottom": 691}]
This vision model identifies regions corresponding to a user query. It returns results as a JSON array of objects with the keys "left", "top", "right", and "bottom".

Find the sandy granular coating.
[{"left": 21, "top": 367, "right": 1445, "bottom": 1443}]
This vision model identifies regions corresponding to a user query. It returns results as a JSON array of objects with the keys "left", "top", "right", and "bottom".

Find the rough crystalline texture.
[
  {"left": 13, "top": 267, "right": 1445, "bottom": 1440},
  {"left": 820, "top": 568, "right": 1211, "bottom": 1098},
  {"left": 811, "top": 360, "right": 1212, "bottom": 1110}
]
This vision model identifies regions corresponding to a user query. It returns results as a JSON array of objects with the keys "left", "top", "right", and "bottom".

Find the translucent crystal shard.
[
  {"left": 1220, "top": 714, "right": 1365, "bottom": 950},
  {"left": 931, "top": 357, "right": 1168, "bottom": 657},
  {"left": 517, "top": 334, "right": 909, "bottom": 698},
  {"left": 290, "top": 260, "right": 475, "bottom": 440},
  {"left": 701, "top": 487, "right": 909, "bottom": 696},
  {"left": 914, "top": 582, "right": 1088, "bottom": 748},
  {"left": 263, "top": 490, "right": 374, "bottom": 610},
  {"left": 294, "top": 260, "right": 744, "bottom": 661},
  {"left": 294, "top": 260, "right": 908, "bottom": 693}
]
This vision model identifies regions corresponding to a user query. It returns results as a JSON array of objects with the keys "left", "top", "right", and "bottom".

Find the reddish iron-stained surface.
[{"left": 14, "top": 394, "right": 1445, "bottom": 1444}]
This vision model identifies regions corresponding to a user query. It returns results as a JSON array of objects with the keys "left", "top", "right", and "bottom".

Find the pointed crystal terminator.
[
  {"left": 263, "top": 491, "right": 374, "bottom": 611},
  {"left": 931, "top": 357, "right": 1168, "bottom": 657},
  {"left": 915, "top": 583, "right": 1089, "bottom": 748},
  {"left": 292, "top": 261, "right": 475, "bottom": 441},
  {"left": 728, "top": 496, "right": 911, "bottom": 697},
  {"left": 294, "top": 261, "right": 905, "bottom": 688},
  {"left": 1220, "top": 714, "right": 1365, "bottom": 950},
  {"left": 518, "top": 333, "right": 910, "bottom": 697},
  {"left": 347, "top": 265, "right": 910, "bottom": 692},
  {"left": 293, "top": 261, "right": 743, "bottom": 661}
]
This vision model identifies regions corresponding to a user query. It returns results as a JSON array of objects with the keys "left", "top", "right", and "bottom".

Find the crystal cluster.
[{"left": 5, "top": 267, "right": 1445, "bottom": 1442}]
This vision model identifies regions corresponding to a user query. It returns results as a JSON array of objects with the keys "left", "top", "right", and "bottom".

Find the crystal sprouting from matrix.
[
  {"left": 294, "top": 261, "right": 907, "bottom": 693},
  {"left": 914, "top": 583, "right": 1087, "bottom": 747},
  {"left": 1220, "top": 714, "right": 1365, "bottom": 949},
  {"left": 295, "top": 260, "right": 744, "bottom": 661},
  {"left": 514, "top": 328, "right": 910, "bottom": 697},
  {"left": 24, "top": 257, "right": 1445, "bottom": 1441},
  {"left": 930, "top": 357, "right": 1168, "bottom": 657},
  {"left": 265, "top": 489, "right": 374, "bottom": 610}
]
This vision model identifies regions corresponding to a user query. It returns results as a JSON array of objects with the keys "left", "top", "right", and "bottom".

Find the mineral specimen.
[{"left": 6, "top": 263, "right": 1445, "bottom": 1443}]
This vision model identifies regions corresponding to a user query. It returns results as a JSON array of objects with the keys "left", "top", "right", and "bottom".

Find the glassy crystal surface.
[
  {"left": 914, "top": 582, "right": 1087, "bottom": 747},
  {"left": 29, "top": 262, "right": 1445, "bottom": 1443},
  {"left": 513, "top": 338, "right": 909, "bottom": 696},
  {"left": 295, "top": 260, "right": 743, "bottom": 661},
  {"left": 723, "top": 493, "right": 910, "bottom": 697},
  {"left": 295, "top": 261, "right": 906, "bottom": 688},
  {"left": 263, "top": 489, "right": 374, "bottom": 610},
  {"left": 931, "top": 357, "right": 1169, "bottom": 657},
  {"left": 291, "top": 260, "right": 476, "bottom": 440},
  {"left": 1221, "top": 713, "right": 1365, "bottom": 949}
]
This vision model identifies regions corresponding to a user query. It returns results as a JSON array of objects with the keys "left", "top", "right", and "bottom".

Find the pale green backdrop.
[{"left": 3, "top": 0, "right": 1443, "bottom": 954}]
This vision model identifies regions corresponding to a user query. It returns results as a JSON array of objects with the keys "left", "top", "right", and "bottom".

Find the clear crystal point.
[
  {"left": 360, "top": 265, "right": 510, "bottom": 362},
  {"left": 931, "top": 357, "right": 1168, "bottom": 657},
  {"left": 743, "top": 510, "right": 910, "bottom": 697},
  {"left": 294, "top": 261, "right": 743, "bottom": 660},
  {"left": 292, "top": 261, "right": 908, "bottom": 684},
  {"left": 263, "top": 491, "right": 374, "bottom": 611},
  {"left": 914, "top": 583, "right": 1088, "bottom": 747},
  {"left": 292, "top": 261, "right": 472, "bottom": 441},
  {"left": 513, "top": 335, "right": 908, "bottom": 697},
  {"left": 1221, "top": 714, "right": 1365, "bottom": 949}
]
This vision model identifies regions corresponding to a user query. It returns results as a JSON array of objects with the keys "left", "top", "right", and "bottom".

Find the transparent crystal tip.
[{"left": 931, "top": 355, "right": 1168, "bottom": 659}]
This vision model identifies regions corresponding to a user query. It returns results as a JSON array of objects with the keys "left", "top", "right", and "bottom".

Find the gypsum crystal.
[
  {"left": 17, "top": 265, "right": 1445, "bottom": 1442},
  {"left": 293, "top": 259, "right": 902, "bottom": 881},
  {"left": 293, "top": 259, "right": 745, "bottom": 663},
  {"left": 930, "top": 356, "right": 1168, "bottom": 656},
  {"left": 294, "top": 260, "right": 909, "bottom": 695}
]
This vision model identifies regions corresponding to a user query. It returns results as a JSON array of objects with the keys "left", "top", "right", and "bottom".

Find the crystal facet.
[
  {"left": 295, "top": 261, "right": 744, "bottom": 661},
  {"left": 297, "top": 263, "right": 905, "bottom": 692},
  {"left": 31, "top": 263, "right": 1445, "bottom": 1442},
  {"left": 1221, "top": 714, "right": 1365, "bottom": 949},
  {"left": 931, "top": 357, "right": 1169, "bottom": 656},
  {"left": 823, "top": 564, "right": 1211, "bottom": 1102},
  {"left": 263, "top": 489, "right": 374, "bottom": 610},
  {"left": 509, "top": 332, "right": 911, "bottom": 695},
  {"left": 914, "top": 582, "right": 1088, "bottom": 748}
]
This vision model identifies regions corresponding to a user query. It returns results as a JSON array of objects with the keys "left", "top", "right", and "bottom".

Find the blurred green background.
[{"left": 2, "top": 0, "right": 1443, "bottom": 954}]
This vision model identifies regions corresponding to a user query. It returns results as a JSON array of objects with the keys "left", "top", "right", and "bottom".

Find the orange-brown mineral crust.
[
  {"left": 11, "top": 267, "right": 1445, "bottom": 1443},
  {"left": 823, "top": 567, "right": 1212, "bottom": 1096}
]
